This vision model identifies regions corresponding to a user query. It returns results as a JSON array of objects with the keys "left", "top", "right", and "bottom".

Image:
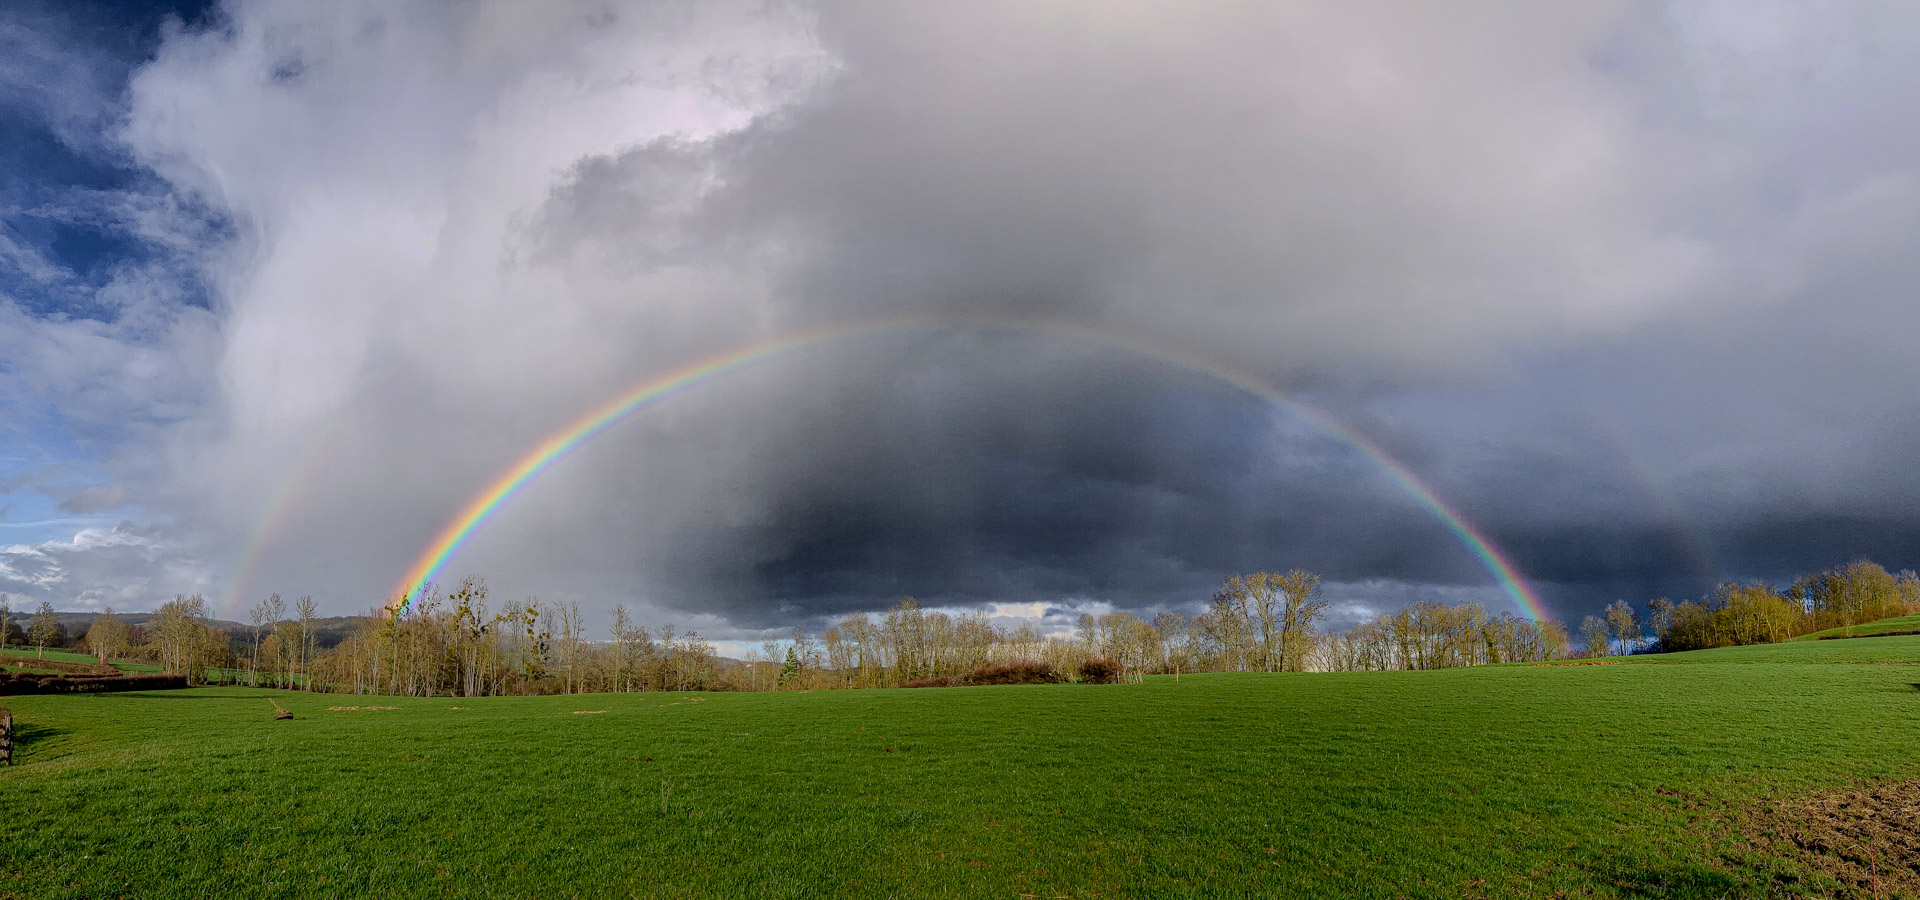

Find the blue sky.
[{"left": 0, "top": 1, "right": 213, "bottom": 576}]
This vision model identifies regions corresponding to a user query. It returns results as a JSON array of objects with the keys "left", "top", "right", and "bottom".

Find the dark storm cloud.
[
  {"left": 527, "top": 0, "right": 1920, "bottom": 627},
  {"left": 622, "top": 333, "right": 1639, "bottom": 627}
]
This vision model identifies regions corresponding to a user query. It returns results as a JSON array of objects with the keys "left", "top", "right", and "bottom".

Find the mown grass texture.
[{"left": 5, "top": 636, "right": 1920, "bottom": 898}]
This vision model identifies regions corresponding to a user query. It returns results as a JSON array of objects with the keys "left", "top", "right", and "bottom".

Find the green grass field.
[
  {"left": 5, "top": 637, "right": 1920, "bottom": 898},
  {"left": 1, "top": 646, "right": 276, "bottom": 682},
  {"left": 1, "top": 646, "right": 158, "bottom": 673},
  {"left": 1795, "top": 613, "right": 1920, "bottom": 641}
]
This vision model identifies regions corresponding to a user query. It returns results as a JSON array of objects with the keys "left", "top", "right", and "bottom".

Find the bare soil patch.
[{"left": 1741, "top": 777, "right": 1920, "bottom": 898}]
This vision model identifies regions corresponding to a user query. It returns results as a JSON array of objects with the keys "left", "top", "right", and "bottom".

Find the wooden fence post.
[{"left": 1, "top": 707, "right": 13, "bottom": 765}]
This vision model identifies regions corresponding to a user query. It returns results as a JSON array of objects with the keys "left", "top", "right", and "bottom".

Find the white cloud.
[
  {"left": 0, "top": 522, "right": 208, "bottom": 608},
  {"left": 9, "top": 0, "right": 1920, "bottom": 624}
]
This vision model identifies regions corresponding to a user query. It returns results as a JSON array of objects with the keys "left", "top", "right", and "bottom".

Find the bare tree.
[
  {"left": 1222, "top": 572, "right": 1283, "bottom": 671},
  {"left": 609, "top": 604, "right": 631, "bottom": 692},
  {"left": 247, "top": 598, "right": 271, "bottom": 686},
  {"left": 1645, "top": 598, "right": 1674, "bottom": 646},
  {"left": 558, "top": 602, "right": 584, "bottom": 694},
  {"left": 1604, "top": 600, "right": 1639, "bottom": 655},
  {"left": 1580, "top": 615, "right": 1611, "bottom": 658},
  {"left": 151, "top": 594, "right": 221, "bottom": 683},
  {"left": 1197, "top": 586, "right": 1253, "bottom": 671},
  {"left": 86, "top": 609, "right": 130, "bottom": 665},
  {"left": 1276, "top": 568, "right": 1328, "bottom": 672},
  {"left": 296, "top": 595, "right": 318, "bottom": 689}
]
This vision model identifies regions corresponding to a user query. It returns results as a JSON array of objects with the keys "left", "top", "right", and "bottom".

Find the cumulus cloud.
[
  {"left": 4, "top": 0, "right": 1920, "bottom": 633},
  {"left": 0, "top": 521, "right": 205, "bottom": 609}
]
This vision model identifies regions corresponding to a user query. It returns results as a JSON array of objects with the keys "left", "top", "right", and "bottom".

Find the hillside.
[
  {"left": 5, "top": 636, "right": 1920, "bottom": 898},
  {"left": 9, "top": 611, "right": 378, "bottom": 653},
  {"left": 1794, "top": 612, "right": 1920, "bottom": 642}
]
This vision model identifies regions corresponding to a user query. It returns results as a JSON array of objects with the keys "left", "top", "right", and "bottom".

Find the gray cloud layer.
[{"left": 4, "top": 0, "right": 1919, "bottom": 634}]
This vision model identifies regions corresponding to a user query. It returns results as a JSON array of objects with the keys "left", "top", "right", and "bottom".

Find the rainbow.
[
  {"left": 217, "top": 434, "right": 336, "bottom": 619},
  {"left": 388, "top": 323, "right": 881, "bottom": 614},
  {"left": 389, "top": 321, "right": 1551, "bottom": 621},
  {"left": 1058, "top": 326, "right": 1550, "bottom": 623},
  {"left": 1590, "top": 419, "right": 1718, "bottom": 583}
]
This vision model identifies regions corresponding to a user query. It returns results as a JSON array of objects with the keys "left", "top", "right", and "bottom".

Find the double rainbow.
[{"left": 381, "top": 321, "right": 1549, "bottom": 621}]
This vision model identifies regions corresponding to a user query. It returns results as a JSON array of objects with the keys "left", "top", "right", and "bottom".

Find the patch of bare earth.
[{"left": 1740, "top": 777, "right": 1920, "bottom": 898}]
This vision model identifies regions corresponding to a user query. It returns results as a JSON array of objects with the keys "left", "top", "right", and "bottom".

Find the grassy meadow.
[
  {"left": 5, "top": 637, "right": 1920, "bottom": 898},
  {"left": 2, "top": 646, "right": 291, "bottom": 685},
  {"left": 1795, "top": 613, "right": 1920, "bottom": 641},
  {"left": 1, "top": 646, "right": 158, "bottom": 673}
]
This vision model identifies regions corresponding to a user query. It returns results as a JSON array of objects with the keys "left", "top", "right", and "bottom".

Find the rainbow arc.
[{"left": 381, "top": 321, "right": 1551, "bottom": 621}]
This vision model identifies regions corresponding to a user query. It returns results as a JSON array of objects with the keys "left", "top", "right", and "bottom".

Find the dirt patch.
[{"left": 1740, "top": 777, "right": 1920, "bottom": 897}]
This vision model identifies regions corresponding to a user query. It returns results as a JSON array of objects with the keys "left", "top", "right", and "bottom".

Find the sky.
[{"left": 3, "top": 0, "right": 1918, "bottom": 641}]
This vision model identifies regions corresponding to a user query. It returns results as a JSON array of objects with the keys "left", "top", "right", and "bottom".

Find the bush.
[
  {"left": 903, "top": 661, "right": 1061, "bottom": 688},
  {"left": 0, "top": 673, "right": 189, "bottom": 695},
  {"left": 1078, "top": 656, "right": 1122, "bottom": 684},
  {"left": 963, "top": 660, "right": 1060, "bottom": 686}
]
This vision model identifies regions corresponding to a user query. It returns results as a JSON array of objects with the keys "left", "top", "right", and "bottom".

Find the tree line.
[
  {"left": 8, "top": 568, "right": 1565, "bottom": 693},
  {"left": 13, "top": 556, "right": 1916, "bottom": 692},
  {"left": 1578, "top": 559, "right": 1920, "bottom": 657}
]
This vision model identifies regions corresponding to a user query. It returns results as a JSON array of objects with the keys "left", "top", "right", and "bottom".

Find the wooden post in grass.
[{"left": 1, "top": 707, "right": 12, "bottom": 765}]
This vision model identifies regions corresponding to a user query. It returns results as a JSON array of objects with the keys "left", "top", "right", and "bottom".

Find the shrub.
[
  {"left": 963, "top": 660, "right": 1060, "bottom": 686},
  {"left": 0, "top": 673, "right": 189, "bottom": 695},
  {"left": 903, "top": 661, "right": 1061, "bottom": 688},
  {"left": 1078, "top": 656, "right": 1122, "bottom": 684}
]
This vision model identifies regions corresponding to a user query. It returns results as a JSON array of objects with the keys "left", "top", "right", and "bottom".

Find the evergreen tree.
[{"left": 777, "top": 645, "right": 801, "bottom": 688}]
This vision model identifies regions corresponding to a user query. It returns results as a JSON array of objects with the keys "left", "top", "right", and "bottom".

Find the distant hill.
[{"left": 9, "top": 611, "right": 377, "bottom": 652}]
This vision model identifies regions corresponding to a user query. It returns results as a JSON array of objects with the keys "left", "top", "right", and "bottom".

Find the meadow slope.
[
  {"left": 5, "top": 637, "right": 1920, "bottom": 898},
  {"left": 1795, "top": 613, "right": 1920, "bottom": 642}
]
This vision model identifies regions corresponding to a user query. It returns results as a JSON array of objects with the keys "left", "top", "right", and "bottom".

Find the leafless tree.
[
  {"left": 1580, "top": 615, "right": 1611, "bottom": 658},
  {"left": 295, "top": 595, "right": 318, "bottom": 689},
  {"left": 1604, "top": 600, "right": 1639, "bottom": 655}
]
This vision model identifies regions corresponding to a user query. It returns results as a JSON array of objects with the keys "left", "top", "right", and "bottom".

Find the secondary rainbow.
[
  {"left": 217, "top": 430, "right": 340, "bottom": 619},
  {"left": 391, "top": 321, "right": 1551, "bottom": 621}
]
